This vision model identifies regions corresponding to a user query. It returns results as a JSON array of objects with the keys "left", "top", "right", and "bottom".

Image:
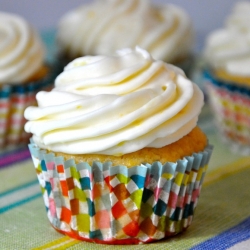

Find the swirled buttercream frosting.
[
  {"left": 0, "top": 12, "right": 45, "bottom": 84},
  {"left": 24, "top": 47, "right": 204, "bottom": 155},
  {"left": 57, "top": 0, "right": 193, "bottom": 63},
  {"left": 204, "top": 1, "right": 250, "bottom": 77}
]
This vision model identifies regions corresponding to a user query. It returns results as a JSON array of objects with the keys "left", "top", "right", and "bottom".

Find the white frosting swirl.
[
  {"left": 57, "top": 0, "right": 193, "bottom": 63},
  {"left": 204, "top": 1, "right": 250, "bottom": 77},
  {"left": 24, "top": 47, "right": 203, "bottom": 155},
  {"left": 0, "top": 12, "right": 45, "bottom": 84}
]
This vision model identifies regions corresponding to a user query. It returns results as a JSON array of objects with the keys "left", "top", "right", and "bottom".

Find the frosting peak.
[{"left": 24, "top": 48, "right": 203, "bottom": 155}]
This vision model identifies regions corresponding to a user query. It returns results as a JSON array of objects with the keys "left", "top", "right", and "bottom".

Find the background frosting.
[
  {"left": 0, "top": 12, "right": 45, "bottom": 84},
  {"left": 57, "top": 0, "right": 194, "bottom": 63},
  {"left": 25, "top": 47, "right": 204, "bottom": 155},
  {"left": 204, "top": 1, "right": 250, "bottom": 77}
]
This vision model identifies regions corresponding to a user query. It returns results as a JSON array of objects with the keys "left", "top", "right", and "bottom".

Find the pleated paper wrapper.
[
  {"left": 0, "top": 62, "right": 63, "bottom": 148},
  {"left": 204, "top": 70, "right": 250, "bottom": 154},
  {"left": 28, "top": 142, "right": 213, "bottom": 244}
]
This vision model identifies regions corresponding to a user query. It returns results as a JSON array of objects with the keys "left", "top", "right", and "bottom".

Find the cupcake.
[
  {"left": 0, "top": 11, "right": 59, "bottom": 147},
  {"left": 25, "top": 47, "right": 213, "bottom": 244},
  {"left": 203, "top": 1, "right": 250, "bottom": 153},
  {"left": 57, "top": 0, "right": 194, "bottom": 74}
]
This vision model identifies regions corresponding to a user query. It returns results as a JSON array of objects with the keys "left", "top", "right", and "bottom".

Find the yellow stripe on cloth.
[
  {"left": 204, "top": 156, "right": 250, "bottom": 186},
  {"left": 32, "top": 236, "right": 80, "bottom": 250}
]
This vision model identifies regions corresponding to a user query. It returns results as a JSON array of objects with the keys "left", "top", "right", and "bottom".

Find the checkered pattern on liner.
[
  {"left": 0, "top": 63, "right": 62, "bottom": 147},
  {"left": 206, "top": 82, "right": 250, "bottom": 145},
  {"left": 0, "top": 83, "right": 40, "bottom": 146},
  {"left": 204, "top": 70, "right": 250, "bottom": 147},
  {"left": 29, "top": 144, "right": 213, "bottom": 243}
]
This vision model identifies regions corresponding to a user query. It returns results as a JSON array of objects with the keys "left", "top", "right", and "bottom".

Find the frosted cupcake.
[
  {"left": 57, "top": 0, "right": 194, "bottom": 74},
  {"left": 203, "top": 1, "right": 250, "bottom": 153},
  {"left": 25, "top": 47, "right": 213, "bottom": 244},
  {"left": 0, "top": 11, "right": 59, "bottom": 147}
]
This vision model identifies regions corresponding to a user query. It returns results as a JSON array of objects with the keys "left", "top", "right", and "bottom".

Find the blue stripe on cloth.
[
  {"left": 0, "top": 179, "right": 41, "bottom": 214},
  {"left": 0, "top": 179, "right": 38, "bottom": 198},
  {"left": 0, "top": 147, "right": 29, "bottom": 158},
  {"left": 0, "top": 193, "right": 41, "bottom": 214},
  {"left": 190, "top": 216, "right": 250, "bottom": 250}
]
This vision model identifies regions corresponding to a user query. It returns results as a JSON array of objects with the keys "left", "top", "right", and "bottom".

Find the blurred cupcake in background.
[
  {"left": 56, "top": 0, "right": 194, "bottom": 75},
  {"left": 0, "top": 11, "right": 60, "bottom": 148},
  {"left": 203, "top": 1, "right": 250, "bottom": 154}
]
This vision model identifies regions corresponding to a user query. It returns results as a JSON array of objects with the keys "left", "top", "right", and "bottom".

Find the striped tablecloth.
[{"left": 0, "top": 103, "right": 250, "bottom": 250}]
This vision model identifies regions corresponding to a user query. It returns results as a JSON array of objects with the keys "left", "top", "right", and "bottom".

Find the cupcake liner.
[
  {"left": 28, "top": 142, "right": 213, "bottom": 244},
  {"left": 0, "top": 62, "right": 63, "bottom": 148},
  {"left": 204, "top": 70, "right": 250, "bottom": 153}
]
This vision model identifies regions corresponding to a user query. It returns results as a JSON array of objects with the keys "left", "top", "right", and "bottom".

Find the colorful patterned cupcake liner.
[
  {"left": 28, "top": 142, "right": 213, "bottom": 244},
  {"left": 0, "top": 62, "right": 63, "bottom": 148},
  {"left": 204, "top": 70, "right": 250, "bottom": 153}
]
